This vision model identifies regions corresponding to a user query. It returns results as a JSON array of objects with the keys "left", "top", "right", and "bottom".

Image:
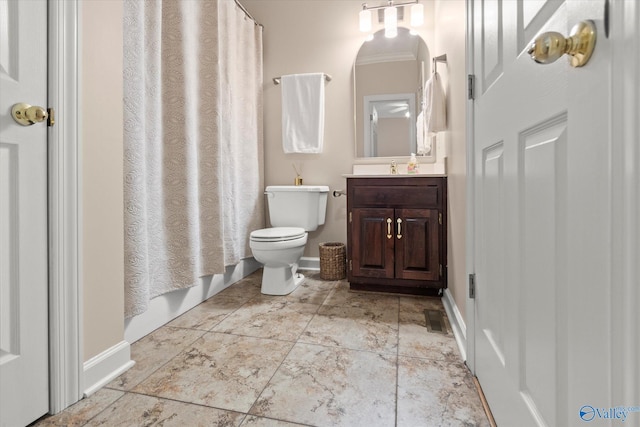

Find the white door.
[
  {"left": 0, "top": 0, "right": 49, "bottom": 425},
  {"left": 472, "top": 1, "right": 611, "bottom": 426}
]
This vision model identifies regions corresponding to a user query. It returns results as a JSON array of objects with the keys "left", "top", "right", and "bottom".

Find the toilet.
[{"left": 250, "top": 185, "right": 329, "bottom": 295}]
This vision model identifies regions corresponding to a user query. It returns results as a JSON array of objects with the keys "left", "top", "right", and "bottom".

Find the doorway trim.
[
  {"left": 610, "top": 0, "right": 640, "bottom": 409},
  {"left": 464, "top": 0, "right": 476, "bottom": 374},
  {"left": 48, "top": 0, "right": 82, "bottom": 413}
]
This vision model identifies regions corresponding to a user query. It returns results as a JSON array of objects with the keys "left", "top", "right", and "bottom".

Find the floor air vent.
[{"left": 424, "top": 309, "right": 447, "bottom": 334}]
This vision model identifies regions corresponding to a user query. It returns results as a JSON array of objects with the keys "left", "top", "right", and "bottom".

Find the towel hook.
[{"left": 432, "top": 54, "right": 447, "bottom": 74}]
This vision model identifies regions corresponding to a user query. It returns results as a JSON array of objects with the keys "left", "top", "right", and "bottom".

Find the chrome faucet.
[{"left": 390, "top": 160, "right": 398, "bottom": 175}]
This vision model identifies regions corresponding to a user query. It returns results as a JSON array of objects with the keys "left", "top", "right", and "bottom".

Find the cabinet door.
[
  {"left": 351, "top": 208, "right": 395, "bottom": 279},
  {"left": 395, "top": 208, "right": 440, "bottom": 281}
]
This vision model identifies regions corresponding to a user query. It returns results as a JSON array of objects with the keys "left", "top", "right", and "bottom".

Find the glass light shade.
[
  {"left": 359, "top": 9, "right": 372, "bottom": 32},
  {"left": 410, "top": 3, "right": 424, "bottom": 27},
  {"left": 384, "top": 6, "right": 397, "bottom": 38}
]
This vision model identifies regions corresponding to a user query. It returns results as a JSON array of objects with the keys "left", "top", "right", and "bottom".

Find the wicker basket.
[{"left": 319, "top": 242, "right": 346, "bottom": 280}]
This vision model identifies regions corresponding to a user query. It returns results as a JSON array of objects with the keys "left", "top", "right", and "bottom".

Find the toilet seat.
[
  {"left": 249, "top": 227, "right": 308, "bottom": 252},
  {"left": 250, "top": 227, "right": 306, "bottom": 242}
]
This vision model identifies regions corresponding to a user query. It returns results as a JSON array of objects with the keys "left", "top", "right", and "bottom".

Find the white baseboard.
[
  {"left": 83, "top": 341, "right": 135, "bottom": 397},
  {"left": 299, "top": 256, "right": 320, "bottom": 271},
  {"left": 124, "top": 258, "right": 261, "bottom": 344},
  {"left": 442, "top": 288, "right": 467, "bottom": 361}
]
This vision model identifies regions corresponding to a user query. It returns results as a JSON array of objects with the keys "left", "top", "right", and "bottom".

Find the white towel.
[
  {"left": 281, "top": 73, "right": 325, "bottom": 153},
  {"left": 423, "top": 71, "right": 446, "bottom": 134}
]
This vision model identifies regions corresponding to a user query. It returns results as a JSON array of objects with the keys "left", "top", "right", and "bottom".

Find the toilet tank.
[{"left": 265, "top": 185, "right": 329, "bottom": 231}]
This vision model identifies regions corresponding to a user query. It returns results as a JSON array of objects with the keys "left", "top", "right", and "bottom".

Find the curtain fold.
[{"left": 123, "top": 0, "right": 264, "bottom": 318}]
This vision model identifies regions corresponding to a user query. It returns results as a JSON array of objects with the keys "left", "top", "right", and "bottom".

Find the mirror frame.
[{"left": 352, "top": 26, "right": 436, "bottom": 164}]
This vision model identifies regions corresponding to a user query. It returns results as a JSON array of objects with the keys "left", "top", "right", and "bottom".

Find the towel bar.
[{"left": 273, "top": 73, "right": 332, "bottom": 85}]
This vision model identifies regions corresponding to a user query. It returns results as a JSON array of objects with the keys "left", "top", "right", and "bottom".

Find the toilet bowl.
[
  {"left": 250, "top": 185, "right": 329, "bottom": 295},
  {"left": 250, "top": 227, "right": 307, "bottom": 295}
]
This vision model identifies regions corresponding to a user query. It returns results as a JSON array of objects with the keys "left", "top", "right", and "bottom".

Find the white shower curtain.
[{"left": 123, "top": 0, "right": 264, "bottom": 318}]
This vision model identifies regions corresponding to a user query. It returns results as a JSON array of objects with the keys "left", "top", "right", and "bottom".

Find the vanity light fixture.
[
  {"left": 410, "top": 3, "right": 424, "bottom": 27},
  {"left": 359, "top": 6, "right": 372, "bottom": 33},
  {"left": 359, "top": 0, "right": 424, "bottom": 38}
]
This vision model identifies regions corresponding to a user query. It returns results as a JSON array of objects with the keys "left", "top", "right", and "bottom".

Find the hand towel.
[
  {"left": 281, "top": 73, "right": 325, "bottom": 153},
  {"left": 416, "top": 111, "right": 432, "bottom": 155},
  {"left": 423, "top": 71, "right": 446, "bottom": 134}
]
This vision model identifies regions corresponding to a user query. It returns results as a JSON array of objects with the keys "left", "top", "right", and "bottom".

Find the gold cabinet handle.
[
  {"left": 11, "top": 103, "right": 49, "bottom": 126},
  {"left": 527, "top": 20, "right": 596, "bottom": 68},
  {"left": 386, "top": 218, "right": 392, "bottom": 239},
  {"left": 396, "top": 218, "right": 402, "bottom": 240}
]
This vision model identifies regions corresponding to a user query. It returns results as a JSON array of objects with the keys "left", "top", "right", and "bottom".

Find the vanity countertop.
[
  {"left": 349, "top": 161, "right": 446, "bottom": 176},
  {"left": 342, "top": 173, "right": 447, "bottom": 178}
]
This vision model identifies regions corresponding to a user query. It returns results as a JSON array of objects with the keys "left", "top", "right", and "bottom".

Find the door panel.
[
  {"left": 519, "top": 114, "right": 568, "bottom": 424},
  {"left": 0, "top": 0, "right": 18, "bottom": 81},
  {"left": 478, "top": 142, "right": 506, "bottom": 365},
  {"left": 395, "top": 208, "right": 439, "bottom": 281},
  {"left": 0, "top": 0, "right": 49, "bottom": 425},
  {"left": 480, "top": 0, "right": 503, "bottom": 94},
  {"left": 516, "top": 0, "right": 563, "bottom": 53},
  {"left": 0, "top": 144, "right": 18, "bottom": 357}
]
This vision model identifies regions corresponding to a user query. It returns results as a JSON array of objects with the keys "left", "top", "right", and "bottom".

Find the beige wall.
[
  {"left": 243, "top": 0, "right": 436, "bottom": 257},
  {"left": 81, "top": 0, "right": 125, "bottom": 361},
  {"left": 377, "top": 118, "right": 411, "bottom": 157},
  {"left": 434, "top": 0, "right": 467, "bottom": 321},
  {"left": 243, "top": 0, "right": 361, "bottom": 257}
]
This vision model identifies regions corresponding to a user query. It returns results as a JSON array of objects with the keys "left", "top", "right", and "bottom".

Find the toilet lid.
[{"left": 250, "top": 227, "right": 306, "bottom": 242}]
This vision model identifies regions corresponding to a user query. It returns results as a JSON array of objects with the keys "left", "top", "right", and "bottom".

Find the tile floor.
[{"left": 34, "top": 270, "right": 490, "bottom": 427}]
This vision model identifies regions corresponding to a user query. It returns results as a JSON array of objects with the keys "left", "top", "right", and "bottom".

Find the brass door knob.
[
  {"left": 528, "top": 20, "right": 596, "bottom": 67},
  {"left": 11, "top": 103, "right": 49, "bottom": 126}
]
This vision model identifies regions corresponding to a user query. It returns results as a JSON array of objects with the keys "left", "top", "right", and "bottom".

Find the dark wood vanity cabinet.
[{"left": 346, "top": 177, "right": 447, "bottom": 294}]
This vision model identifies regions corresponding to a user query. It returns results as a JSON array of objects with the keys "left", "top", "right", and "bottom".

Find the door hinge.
[
  {"left": 438, "top": 213, "right": 442, "bottom": 225},
  {"left": 349, "top": 211, "right": 352, "bottom": 223},
  {"left": 349, "top": 259, "right": 352, "bottom": 271},
  {"left": 47, "top": 107, "right": 55, "bottom": 127},
  {"left": 467, "top": 74, "right": 475, "bottom": 100},
  {"left": 469, "top": 273, "right": 476, "bottom": 299},
  {"left": 604, "top": 0, "right": 610, "bottom": 38},
  {"left": 439, "top": 264, "right": 443, "bottom": 277}
]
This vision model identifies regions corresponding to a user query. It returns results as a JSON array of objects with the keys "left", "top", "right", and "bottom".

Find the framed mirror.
[{"left": 354, "top": 27, "right": 434, "bottom": 162}]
